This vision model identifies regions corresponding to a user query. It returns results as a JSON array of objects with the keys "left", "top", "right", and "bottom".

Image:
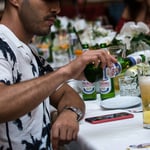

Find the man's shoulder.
[{"left": 0, "top": 24, "right": 23, "bottom": 49}]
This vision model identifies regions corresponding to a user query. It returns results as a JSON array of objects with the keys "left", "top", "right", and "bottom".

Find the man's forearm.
[
  {"left": 53, "top": 85, "right": 85, "bottom": 120},
  {"left": 0, "top": 68, "right": 69, "bottom": 122}
]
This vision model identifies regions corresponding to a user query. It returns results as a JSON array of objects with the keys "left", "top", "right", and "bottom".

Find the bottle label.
[
  {"left": 127, "top": 55, "right": 141, "bottom": 64},
  {"left": 103, "top": 63, "right": 122, "bottom": 79},
  {"left": 99, "top": 78, "right": 111, "bottom": 94},
  {"left": 82, "top": 80, "right": 96, "bottom": 94}
]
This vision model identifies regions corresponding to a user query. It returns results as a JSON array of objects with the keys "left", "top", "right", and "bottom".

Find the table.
[{"left": 65, "top": 96, "right": 150, "bottom": 150}]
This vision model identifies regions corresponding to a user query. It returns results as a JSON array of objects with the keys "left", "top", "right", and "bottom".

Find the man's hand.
[
  {"left": 51, "top": 110, "right": 79, "bottom": 150},
  {"left": 60, "top": 49, "right": 117, "bottom": 81}
]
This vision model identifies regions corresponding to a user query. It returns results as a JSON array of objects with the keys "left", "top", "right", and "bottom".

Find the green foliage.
[
  {"left": 131, "top": 33, "right": 150, "bottom": 45},
  {"left": 130, "top": 33, "right": 150, "bottom": 52},
  {"left": 92, "top": 29, "right": 108, "bottom": 39},
  {"left": 109, "top": 38, "right": 123, "bottom": 46},
  {"left": 53, "top": 18, "right": 61, "bottom": 30}
]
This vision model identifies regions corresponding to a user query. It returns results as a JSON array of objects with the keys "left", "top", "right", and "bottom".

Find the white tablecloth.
[{"left": 66, "top": 98, "right": 150, "bottom": 150}]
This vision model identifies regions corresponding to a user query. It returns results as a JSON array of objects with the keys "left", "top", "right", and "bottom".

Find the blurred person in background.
[
  {"left": 115, "top": 0, "right": 150, "bottom": 32},
  {"left": 0, "top": 0, "right": 116, "bottom": 150}
]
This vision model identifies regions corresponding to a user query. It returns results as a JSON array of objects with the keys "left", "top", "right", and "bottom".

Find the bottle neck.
[
  {"left": 127, "top": 53, "right": 146, "bottom": 64},
  {"left": 82, "top": 44, "right": 89, "bottom": 51},
  {"left": 126, "top": 57, "right": 137, "bottom": 66},
  {"left": 140, "top": 54, "right": 146, "bottom": 62},
  {"left": 100, "top": 43, "right": 107, "bottom": 48},
  {"left": 117, "top": 57, "right": 136, "bottom": 74}
]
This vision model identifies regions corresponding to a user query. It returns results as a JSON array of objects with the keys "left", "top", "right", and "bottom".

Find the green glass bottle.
[
  {"left": 99, "top": 43, "right": 115, "bottom": 100},
  {"left": 84, "top": 63, "right": 103, "bottom": 83},
  {"left": 47, "top": 44, "right": 53, "bottom": 62},
  {"left": 127, "top": 54, "right": 146, "bottom": 64},
  {"left": 46, "top": 32, "right": 55, "bottom": 63},
  {"left": 82, "top": 43, "right": 89, "bottom": 51},
  {"left": 81, "top": 80, "right": 97, "bottom": 100},
  {"left": 124, "top": 54, "right": 146, "bottom": 77},
  {"left": 99, "top": 43, "right": 107, "bottom": 49},
  {"left": 68, "top": 25, "right": 78, "bottom": 60},
  {"left": 99, "top": 77, "right": 115, "bottom": 100},
  {"left": 81, "top": 44, "right": 97, "bottom": 100},
  {"left": 140, "top": 54, "right": 146, "bottom": 62},
  {"left": 84, "top": 56, "right": 137, "bottom": 83}
]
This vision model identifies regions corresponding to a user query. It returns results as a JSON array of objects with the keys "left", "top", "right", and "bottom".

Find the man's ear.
[{"left": 8, "top": 0, "right": 20, "bottom": 7}]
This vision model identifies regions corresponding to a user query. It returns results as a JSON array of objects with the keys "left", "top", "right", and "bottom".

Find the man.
[{"left": 0, "top": 0, "right": 116, "bottom": 150}]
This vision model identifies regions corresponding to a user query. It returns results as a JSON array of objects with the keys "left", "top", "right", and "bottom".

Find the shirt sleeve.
[{"left": 0, "top": 58, "right": 13, "bottom": 85}]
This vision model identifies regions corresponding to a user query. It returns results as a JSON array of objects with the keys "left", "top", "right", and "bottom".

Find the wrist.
[
  {"left": 59, "top": 66, "right": 71, "bottom": 82},
  {"left": 62, "top": 106, "right": 83, "bottom": 121}
]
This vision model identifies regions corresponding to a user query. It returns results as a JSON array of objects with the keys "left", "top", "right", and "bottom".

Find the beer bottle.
[
  {"left": 127, "top": 54, "right": 146, "bottom": 64},
  {"left": 124, "top": 53, "right": 146, "bottom": 77},
  {"left": 81, "top": 80, "right": 97, "bottom": 100},
  {"left": 82, "top": 43, "right": 89, "bottom": 51},
  {"left": 68, "top": 25, "right": 78, "bottom": 60},
  {"left": 84, "top": 56, "right": 137, "bottom": 83},
  {"left": 99, "top": 77, "right": 115, "bottom": 100},
  {"left": 99, "top": 43, "right": 107, "bottom": 49},
  {"left": 81, "top": 44, "right": 97, "bottom": 100},
  {"left": 99, "top": 43, "right": 115, "bottom": 100}
]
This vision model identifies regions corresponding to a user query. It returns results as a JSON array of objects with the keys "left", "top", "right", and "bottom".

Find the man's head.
[{"left": 1, "top": 0, "right": 61, "bottom": 42}]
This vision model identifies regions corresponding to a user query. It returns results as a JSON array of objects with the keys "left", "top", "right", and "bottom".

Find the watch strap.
[{"left": 64, "top": 106, "right": 83, "bottom": 121}]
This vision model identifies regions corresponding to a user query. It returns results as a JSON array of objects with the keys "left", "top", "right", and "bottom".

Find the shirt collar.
[{"left": 0, "top": 24, "right": 24, "bottom": 48}]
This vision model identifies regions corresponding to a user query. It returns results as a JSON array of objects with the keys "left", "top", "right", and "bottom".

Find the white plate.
[{"left": 100, "top": 96, "right": 141, "bottom": 109}]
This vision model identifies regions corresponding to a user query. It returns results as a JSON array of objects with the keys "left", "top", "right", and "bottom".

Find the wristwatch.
[{"left": 64, "top": 106, "right": 83, "bottom": 121}]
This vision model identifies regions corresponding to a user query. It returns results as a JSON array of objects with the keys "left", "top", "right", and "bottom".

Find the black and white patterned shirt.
[{"left": 0, "top": 25, "right": 53, "bottom": 150}]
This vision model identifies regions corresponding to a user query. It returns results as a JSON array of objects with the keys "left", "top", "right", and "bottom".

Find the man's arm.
[
  {"left": 0, "top": 49, "right": 116, "bottom": 123},
  {"left": 0, "top": 68, "right": 68, "bottom": 123},
  {"left": 50, "top": 83, "right": 85, "bottom": 118},
  {"left": 50, "top": 83, "right": 85, "bottom": 150}
]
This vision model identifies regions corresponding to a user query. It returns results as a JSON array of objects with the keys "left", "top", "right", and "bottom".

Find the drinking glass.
[
  {"left": 119, "top": 76, "right": 140, "bottom": 96},
  {"left": 138, "top": 64, "right": 150, "bottom": 129},
  {"left": 53, "top": 31, "right": 70, "bottom": 68}
]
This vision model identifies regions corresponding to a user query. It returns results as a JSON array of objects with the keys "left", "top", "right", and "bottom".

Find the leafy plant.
[
  {"left": 53, "top": 18, "right": 61, "bottom": 30},
  {"left": 130, "top": 33, "right": 150, "bottom": 51},
  {"left": 108, "top": 38, "right": 124, "bottom": 46},
  {"left": 92, "top": 29, "right": 108, "bottom": 39}
]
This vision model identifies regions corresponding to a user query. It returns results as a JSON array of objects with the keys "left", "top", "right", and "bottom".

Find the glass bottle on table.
[
  {"left": 46, "top": 32, "right": 55, "bottom": 63},
  {"left": 99, "top": 77, "right": 115, "bottom": 100},
  {"left": 81, "top": 44, "right": 97, "bottom": 101},
  {"left": 98, "top": 43, "right": 115, "bottom": 100},
  {"left": 68, "top": 25, "right": 78, "bottom": 60},
  {"left": 81, "top": 80, "right": 97, "bottom": 100}
]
